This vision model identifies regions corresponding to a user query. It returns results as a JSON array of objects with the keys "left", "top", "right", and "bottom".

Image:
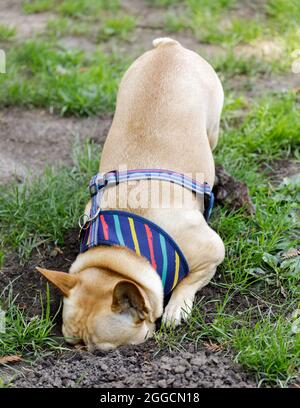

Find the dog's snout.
[{"left": 94, "top": 342, "right": 116, "bottom": 352}]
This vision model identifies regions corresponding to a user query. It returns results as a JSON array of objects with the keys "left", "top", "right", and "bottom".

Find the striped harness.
[{"left": 79, "top": 169, "right": 214, "bottom": 295}]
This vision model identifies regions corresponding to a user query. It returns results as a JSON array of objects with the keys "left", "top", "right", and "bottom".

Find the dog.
[{"left": 37, "top": 38, "right": 225, "bottom": 351}]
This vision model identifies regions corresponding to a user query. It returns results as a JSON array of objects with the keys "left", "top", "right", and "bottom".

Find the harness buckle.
[
  {"left": 105, "top": 169, "right": 119, "bottom": 186},
  {"left": 89, "top": 182, "right": 98, "bottom": 197}
]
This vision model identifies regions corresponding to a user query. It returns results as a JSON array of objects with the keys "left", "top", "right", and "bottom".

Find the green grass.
[
  {"left": 0, "top": 252, "right": 4, "bottom": 269},
  {"left": 0, "top": 40, "right": 128, "bottom": 115},
  {"left": 213, "top": 93, "right": 300, "bottom": 300},
  {"left": 0, "top": 140, "right": 99, "bottom": 261},
  {"left": 47, "top": 14, "right": 136, "bottom": 41},
  {"left": 212, "top": 50, "right": 272, "bottom": 79},
  {"left": 23, "top": 0, "right": 120, "bottom": 15},
  {"left": 208, "top": 49, "right": 290, "bottom": 95},
  {"left": 1, "top": 91, "right": 299, "bottom": 386},
  {"left": 0, "top": 285, "right": 63, "bottom": 359},
  {"left": 146, "top": 0, "right": 182, "bottom": 6},
  {"left": 1, "top": 1, "right": 296, "bottom": 116},
  {"left": 47, "top": 17, "right": 92, "bottom": 38},
  {"left": 23, "top": 0, "right": 56, "bottom": 13},
  {"left": 233, "top": 313, "right": 300, "bottom": 385},
  {"left": 163, "top": 0, "right": 299, "bottom": 75},
  {"left": 164, "top": 12, "right": 188, "bottom": 32},
  {"left": 187, "top": 12, "right": 263, "bottom": 46},
  {"left": 164, "top": 0, "right": 297, "bottom": 46},
  {"left": 0, "top": 24, "right": 16, "bottom": 41},
  {"left": 219, "top": 93, "right": 300, "bottom": 167},
  {"left": 0, "top": 38, "right": 286, "bottom": 117},
  {"left": 0, "top": 89, "right": 299, "bottom": 385},
  {"left": 156, "top": 302, "right": 300, "bottom": 385},
  {"left": 172, "top": 0, "right": 240, "bottom": 45},
  {"left": 26, "top": 0, "right": 136, "bottom": 43},
  {"left": 0, "top": 141, "right": 98, "bottom": 380},
  {"left": 1, "top": 0, "right": 299, "bottom": 388},
  {"left": 265, "top": 0, "right": 300, "bottom": 30},
  {"left": 212, "top": 181, "right": 299, "bottom": 294},
  {"left": 0, "top": 378, "right": 12, "bottom": 388},
  {"left": 57, "top": 0, "right": 119, "bottom": 17},
  {"left": 154, "top": 91, "right": 300, "bottom": 386},
  {"left": 98, "top": 15, "right": 136, "bottom": 41},
  {"left": 185, "top": 0, "right": 253, "bottom": 45}
]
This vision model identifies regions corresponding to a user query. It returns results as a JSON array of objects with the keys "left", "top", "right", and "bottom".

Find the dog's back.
[{"left": 100, "top": 38, "right": 223, "bottom": 186}]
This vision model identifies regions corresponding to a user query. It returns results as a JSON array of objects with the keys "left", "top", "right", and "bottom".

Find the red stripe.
[
  {"left": 100, "top": 215, "right": 109, "bottom": 240},
  {"left": 144, "top": 224, "right": 157, "bottom": 270}
]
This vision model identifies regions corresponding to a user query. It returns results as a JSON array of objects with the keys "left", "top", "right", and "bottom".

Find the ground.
[{"left": 0, "top": 0, "right": 299, "bottom": 388}]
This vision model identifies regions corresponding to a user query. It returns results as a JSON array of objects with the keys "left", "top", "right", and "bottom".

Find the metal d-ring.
[{"left": 78, "top": 207, "right": 101, "bottom": 230}]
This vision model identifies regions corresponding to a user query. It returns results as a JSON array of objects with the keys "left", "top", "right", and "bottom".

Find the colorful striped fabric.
[
  {"left": 79, "top": 168, "right": 214, "bottom": 295},
  {"left": 80, "top": 210, "right": 189, "bottom": 295}
]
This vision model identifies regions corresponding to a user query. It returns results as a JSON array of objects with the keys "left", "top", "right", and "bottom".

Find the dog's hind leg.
[{"left": 206, "top": 77, "right": 224, "bottom": 151}]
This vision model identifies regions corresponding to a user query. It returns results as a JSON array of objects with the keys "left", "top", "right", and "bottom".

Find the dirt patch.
[
  {"left": 225, "top": 72, "right": 300, "bottom": 99},
  {"left": 261, "top": 159, "right": 300, "bottom": 184},
  {"left": 0, "top": 1, "right": 52, "bottom": 40},
  {"left": 214, "top": 165, "right": 255, "bottom": 214},
  {"left": 231, "top": 0, "right": 268, "bottom": 20},
  {"left": 0, "top": 10, "right": 50, "bottom": 39},
  {"left": 0, "top": 228, "right": 266, "bottom": 388},
  {"left": 236, "top": 39, "right": 284, "bottom": 61},
  {"left": 1, "top": 260, "right": 258, "bottom": 389},
  {"left": 248, "top": 73, "right": 300, "bottom": 97},
  {"left": 123, "top": 0, "right": 179, "bottom": 28},
  {"left": 0, "top": 109, "right": 112, "bottom": 184},
  {"left": 52, "top": 0, "right": 226, "bottom": 61},
  {"left": 58, "top": 36, "right": 98, "bottom": 53},
  {"left": 0, "top": 229, "right": 79, "bottom": 318},
  {"left": 124, "top": 27, "right": 226, "bottom": 60},
  {"left": 10, "top": 342, "right": 257, "bottom": 388}
]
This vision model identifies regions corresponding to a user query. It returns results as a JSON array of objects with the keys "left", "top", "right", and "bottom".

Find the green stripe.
[
  {"left": 113, "top": 214, "right": 125, "bottom": 246},
  {"left": 159, "top": 234, "right": 168, "bottom": 287}
]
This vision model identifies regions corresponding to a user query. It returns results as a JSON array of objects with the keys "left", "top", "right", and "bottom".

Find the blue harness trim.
[{"left": 79, "top": 169, "right": 214, "bottom": 295}]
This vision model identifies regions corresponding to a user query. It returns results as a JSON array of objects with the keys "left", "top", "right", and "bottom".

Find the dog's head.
[{"left": 36, "top": 266, "right": 155, "bottom": 351}]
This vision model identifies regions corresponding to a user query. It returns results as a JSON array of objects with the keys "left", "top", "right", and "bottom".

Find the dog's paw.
[{"left": 162, "top": 300, "right": 193, "bottom": 328}]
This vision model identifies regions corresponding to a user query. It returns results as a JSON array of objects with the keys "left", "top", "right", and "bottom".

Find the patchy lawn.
[{"left": 0, "top": 0, "right": 299, "bottom": 388}]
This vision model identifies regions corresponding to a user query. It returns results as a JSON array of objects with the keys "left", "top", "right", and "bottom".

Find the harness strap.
[
  {"left": 88, "top": 169, "right": 214, "bottom": 221},
  {"left": 79, "top": 209, "right": 190, "bottom": 295},
  {"left": 79, "top": 169, "right": 214, "bottom": 295}
]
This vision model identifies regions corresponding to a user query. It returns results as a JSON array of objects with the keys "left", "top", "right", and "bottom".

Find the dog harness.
[{"left": 79, "top": 169, "right": 214, "bottom": 295}]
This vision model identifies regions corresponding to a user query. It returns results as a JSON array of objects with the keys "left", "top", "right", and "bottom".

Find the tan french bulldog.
[{"left": 37, "top": 38, "right": 225, "bottom": 351}]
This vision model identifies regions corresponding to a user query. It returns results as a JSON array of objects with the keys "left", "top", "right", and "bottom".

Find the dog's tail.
[{"left": 152, "top": 37, "right": 180, "bottom": 48}]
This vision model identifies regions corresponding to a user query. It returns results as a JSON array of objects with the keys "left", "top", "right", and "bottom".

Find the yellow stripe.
[
  {"left": 172, "top": 252, "right": 180, "bottom": 290},
  {"left": 128, "top": 217, "right": 141, "bottom": 256}
]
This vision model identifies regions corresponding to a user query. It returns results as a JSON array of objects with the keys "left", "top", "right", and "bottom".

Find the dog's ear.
[
  {"left": 36, "top": 267, "right": 78, "bottom": 297},
  {"left": 112, "top": 280, "right": 151, "bottom": 323}
]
